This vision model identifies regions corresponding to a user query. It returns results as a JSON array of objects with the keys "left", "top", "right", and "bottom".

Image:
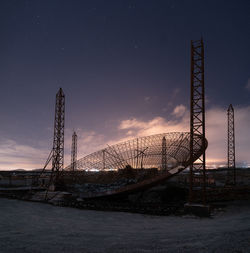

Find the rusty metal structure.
[
  {"left": 64, "top": 132, "right": 207, "bottom": 198},
  {"left": 49, "top": 88, "right": 65, "bottom": 187},
  {"left": 65, "top": 132, "right": 206, "bottom": 172},
  {"left": 71, "top": 131, "right": 77, "bottom": 171},
  {"left": 227, "top": 104, "right": 236, "bottom": 185},
  {"left": 189, "top": 38, "right": 207, "bottom": 204},
  {"left": 162, "top": 136, "right": 167, "bottom": 170}
]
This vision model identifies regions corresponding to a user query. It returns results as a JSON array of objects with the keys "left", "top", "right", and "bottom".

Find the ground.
[{"left": 0, "top": 198, "right": 249, "bottom": 253}]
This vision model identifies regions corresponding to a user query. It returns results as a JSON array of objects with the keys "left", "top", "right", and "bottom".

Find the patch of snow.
[{"left": 0, "top": 199, "right": 249, "bottom": 252}]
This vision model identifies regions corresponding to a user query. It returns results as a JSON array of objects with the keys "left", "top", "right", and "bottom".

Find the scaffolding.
[
  {"left": 227, "top": 104, "right": 236, "bottom": 185},
  {"left": 189, "top": 38, "right": 207, "bottom": 204},
  {"left": 162, "top": 136, "right": 167, "bottom": 170},
  {"left": 71, "top": 131, "right": 77, "bottom": 171},
  {"left": 49, "top": 88, "right": 65, "bottom": 189}
]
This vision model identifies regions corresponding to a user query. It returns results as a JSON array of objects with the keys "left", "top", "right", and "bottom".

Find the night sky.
[{"left": 0, "top": 0, "right": 249, "bottom": 170}]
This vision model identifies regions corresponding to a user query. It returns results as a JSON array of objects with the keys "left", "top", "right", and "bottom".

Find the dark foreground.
[{"left": 0, "top": 198, "right": 249, "bottom": 253}]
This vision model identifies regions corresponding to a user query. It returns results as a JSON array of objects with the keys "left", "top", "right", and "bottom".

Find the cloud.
[
  {"left": 118, "top": 106, "right": 250, "bottom": 167},
  {"left": 172, "top": 88, "right": 180, "bottom": 97},
  {"left": 167, "top": 88, "right": 180, "bottom": 107},
  {"left": 119, "top": 105, "right": 189, "bottom": 137},
  {"left": 245, "top": 78, "right": 250, "bottom": 91},
  {"left": 144, "top": 96, "right": 151, "bottom": 102},
  {"left": 0, "top": 139, "right": 49, "bottom": 170},
  {"left": 1, "top": 105, "right": 250, "bottom": 170},
  {"left": 0, "top": 130, "right": 108, "bottom": 170},
  {"left": 171, "top": 104, "right": 187, "bottom": 118},
  {"left": 119, "top": 116, "right": 188, "bottom": 136}
]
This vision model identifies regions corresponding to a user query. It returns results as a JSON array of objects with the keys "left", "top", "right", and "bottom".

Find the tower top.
[{"left": 57, "top": 87, "right": 64, "bottom": 96}]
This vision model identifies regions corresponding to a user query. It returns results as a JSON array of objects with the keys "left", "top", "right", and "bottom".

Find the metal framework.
[
  {"left": 65, "top": 132, "right": 207, "bottom": 172},
  {"left": 135, "top": 147, "right": 148, "bottom": 169},
  {"left": 50, "top": 88, "right": 65, "bottom": 185},
  {"left": 189, "top": 38, "right": 207, "bottom": 204},
  {"left": 227, "top": 104, "right": 236, "bottom": 184},
  {"left": 162, "top": 136, "right": 167, "bottom": 170},
  {"left": 71, "top": 131, "right": 77, "bottom": 171}
]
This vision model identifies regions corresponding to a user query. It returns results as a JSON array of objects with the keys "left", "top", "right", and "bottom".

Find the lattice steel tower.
[
  {"left": 51, "top": 88, "right": 65, "bottom": 184},
  {"left": 71, "top": 131, "right": 77, "bottom": 171},
  {"left": 189, "top": 38, "right": 207, "bottom": 203},
  {"left": 162, "top": 136, "right": 167, "bottom": 170},
  {"left": 227, "top": 104, "right": 236, "bottom": 185}
]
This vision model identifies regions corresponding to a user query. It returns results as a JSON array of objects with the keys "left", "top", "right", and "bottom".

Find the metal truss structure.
[
  {"left": 189, "top": 38, "right": 207, "bottom": 204},
  {"left": 50, "top": 88, "right": 65, "bottom": 186},
  {"left": 65, "top": 132, "right": 207, "bottom": 172},
  {"left": 227, "top": 104, "right": 236, "bottom": 185},
  {"left": 71, "top": 131, "right": 77, "bottom": 171},
  {"left": 162, "top": 136, "right": 167, "bottom": 170}
]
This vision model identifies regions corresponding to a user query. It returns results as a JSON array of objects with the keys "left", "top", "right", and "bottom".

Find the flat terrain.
[{"left": 0, "top": 198, "right": 249, "bottom": 253}]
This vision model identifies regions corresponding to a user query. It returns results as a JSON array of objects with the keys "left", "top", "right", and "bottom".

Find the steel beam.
[
  {"left": 50, "top": 88, "right": 65, "bottom": 188},
  {"left": 227, "top": 104, "right": 236, "bottom": 185},
  {"left": 71, "top": 131, "right": 77, "bottom": 171},
  {"left": 162, "top": 137, "right": 167, "bottom": 170},
  {"left": 189, "top": 38, "right": 207, "bottom": 204}
]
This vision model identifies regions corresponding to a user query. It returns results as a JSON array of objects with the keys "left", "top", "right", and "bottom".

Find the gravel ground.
[{"left": 0, "top": 198, "right": 249, "bottom": 253}]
